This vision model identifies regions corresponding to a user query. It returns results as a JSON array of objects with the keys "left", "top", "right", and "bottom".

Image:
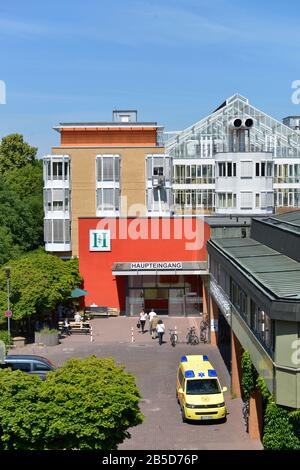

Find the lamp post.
[{"left": 4, "top": 267, "right": 11, "bottom": 339}]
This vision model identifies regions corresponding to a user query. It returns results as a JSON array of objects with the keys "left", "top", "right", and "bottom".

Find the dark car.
[{"left": 2, "top": 355, "right": 56, "bottom": 380}]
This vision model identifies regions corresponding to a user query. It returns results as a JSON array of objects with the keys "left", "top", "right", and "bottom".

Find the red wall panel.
[{"left": 78, "top": 217, "right": 210, "bottom": 310}]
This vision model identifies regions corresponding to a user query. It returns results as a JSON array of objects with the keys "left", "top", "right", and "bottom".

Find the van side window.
[{"left": 10, "top": 362, "right": 31, "bottom": 372}]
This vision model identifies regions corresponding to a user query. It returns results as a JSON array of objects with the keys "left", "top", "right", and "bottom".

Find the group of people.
[
  {"left": 138, "top": 309, "right": 165, "bottom": 345},
  {"left": 61, "top": 312, "right": 83, "bottom": 336}
]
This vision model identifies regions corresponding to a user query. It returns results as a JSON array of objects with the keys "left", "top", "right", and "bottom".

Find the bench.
[
  {"left": 59, "top": 321, "right": 91, "bottom": 335},
  {"left": 84, "top": 307, "right": 120, "bottom": 318}
]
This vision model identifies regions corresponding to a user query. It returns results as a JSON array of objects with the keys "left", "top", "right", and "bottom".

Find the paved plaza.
[{"left": 11, "top": 316, "right": 262, "bottom": 450}]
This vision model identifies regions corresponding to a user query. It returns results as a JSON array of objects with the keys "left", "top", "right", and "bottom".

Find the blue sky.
[{"left": 0, "top": 0, "right": 299, "bottom": 156}]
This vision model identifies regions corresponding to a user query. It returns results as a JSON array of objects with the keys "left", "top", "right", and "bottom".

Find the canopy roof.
[{"left": 69, "top": 288, "right": 88, "bottom": 298}]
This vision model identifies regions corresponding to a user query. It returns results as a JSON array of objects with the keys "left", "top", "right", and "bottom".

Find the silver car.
[{"left": 3, "top": 354, "right": 56, "bottom": 380}]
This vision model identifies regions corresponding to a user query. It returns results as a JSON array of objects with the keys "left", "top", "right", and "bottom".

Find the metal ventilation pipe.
[
  {"left": 244, "top": 118, "right": 254, "bottom": 128},
  {"left": 229, "top": 118, "right": 243, "bottom": 129}
]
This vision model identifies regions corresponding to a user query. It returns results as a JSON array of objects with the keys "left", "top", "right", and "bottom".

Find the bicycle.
[
  {"left": 169, "top": 328, "right": 178, "bottom": 347},
  {"left": 242, "top": 400, "right": 249, "bottom": 432},
  {"left": 186, "top": 326, "right": 200, "bottom": 345},
  {"left": 200, "top": 318, "right": 208, "bottom": 343}
]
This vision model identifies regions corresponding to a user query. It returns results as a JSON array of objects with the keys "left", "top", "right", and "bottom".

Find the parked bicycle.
[
  {"left": 186, "top": 326, "right": 200, "bottom": 345},
  {"left": 200, "top": 318, "right": 208, "bottom": 343},
  {"left": 169, "top": 328, "right": 178, "bottom": 347}
]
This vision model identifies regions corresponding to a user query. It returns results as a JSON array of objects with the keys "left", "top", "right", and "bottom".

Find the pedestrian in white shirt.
[
  {"left": 156, "top": 319, "right": 165, "bottom": 345},
  {"left": 74, "top": 312, "right": 82, "bottom": 323},
  {"left": 139, "top": 309, "right": 148, "bottom": 334},
  {"left": 149, "top": 308, "right": 157, "bottom": 336}
]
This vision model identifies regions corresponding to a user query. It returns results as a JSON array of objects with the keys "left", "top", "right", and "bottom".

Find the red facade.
[{"left": 78, "top": 217, "right": 210, "bottom": 313}]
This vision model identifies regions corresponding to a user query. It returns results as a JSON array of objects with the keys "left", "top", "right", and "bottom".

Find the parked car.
[{"left": 1, "top": 355, "right": 56, "bottom": 380}]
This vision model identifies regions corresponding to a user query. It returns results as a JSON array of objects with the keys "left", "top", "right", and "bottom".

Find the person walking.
[
  {"left": 151, "top": 315, "right": 160, "bottom": 339},
  {"left": 149, "top": 308, "right": 157, "bottom": 336},
  {"left": 156, "top": 319, "right": 165, "bottom": 345},
  {"left": 62, "top": 318, "right": 71, "bottom": 336},
  {"left": 139, "top": 309, "right": 148, "bottom": 334}
]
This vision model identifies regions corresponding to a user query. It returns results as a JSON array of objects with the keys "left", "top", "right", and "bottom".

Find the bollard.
[
  {"left": 131, "top": 327, "right": 134, "bottom": 343},
  {"left": 90, "top": 325, "right": 93, "bottom": 342}
]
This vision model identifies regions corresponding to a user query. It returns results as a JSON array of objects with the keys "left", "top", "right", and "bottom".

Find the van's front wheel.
[{"left": 181, "top": 408, "right": 187, "bottom": 423}]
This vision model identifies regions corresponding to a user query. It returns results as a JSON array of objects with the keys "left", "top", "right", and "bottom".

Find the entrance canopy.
[{"left": 112, "top": 261, "right": 208, "bottom": 276}]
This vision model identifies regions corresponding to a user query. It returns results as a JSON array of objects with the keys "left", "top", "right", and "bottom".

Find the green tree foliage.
[
  {"left": 0, "top": 135, "right": 43, "bottom": 266},
  {"left": 263, "top": 401, "right": 300, "bottom": 450},
  {"left": 0, "top": 133, "right": 37, "bottom": 174},
  {"left": 241, "top": 351, "right": 300, "bottom": 449},
  {"left": 0, "top": 356, "right": 144, "bottom": 450},
  {"left": 0, "top": 250, "right": 82, "bottom": 322},
  {"left": 241, "top": 351, "right": 257, "bottom": 401}
]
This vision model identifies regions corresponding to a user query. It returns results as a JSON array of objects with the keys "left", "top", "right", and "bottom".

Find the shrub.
[
  {"left": 263, "top": 401, "right": 300, "bottom": 450},
  {"left": 0, "top": 356, "right": 143, "bottom": 450}
]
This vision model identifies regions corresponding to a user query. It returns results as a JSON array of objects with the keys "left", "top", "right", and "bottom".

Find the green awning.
[{"left": 69, "top": 288, "right": 88, "bottom": 298}]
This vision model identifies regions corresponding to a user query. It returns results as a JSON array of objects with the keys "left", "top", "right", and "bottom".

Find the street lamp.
[{"left": 3, "top": 267, "right": 11, "bottom": 338}]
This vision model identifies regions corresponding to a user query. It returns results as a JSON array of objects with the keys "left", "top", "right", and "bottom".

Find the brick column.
[
  {"left": 249, "top": 389, "right": 263, "bottom": 440},
  {"left": 231, "top": 331, "right": 243, "bottom": 398}
]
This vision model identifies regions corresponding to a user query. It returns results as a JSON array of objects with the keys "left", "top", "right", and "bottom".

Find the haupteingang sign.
[{"left": 130, "top": 261, "right": 183, "bottom": 270}]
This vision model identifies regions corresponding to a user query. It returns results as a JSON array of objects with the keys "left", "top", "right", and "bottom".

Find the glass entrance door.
[
  {"left": 168, "top": 289, "right": 185, "bottom": 316},
  {"left": 127, "top": 289, "right": 144, "bottom": 316}
]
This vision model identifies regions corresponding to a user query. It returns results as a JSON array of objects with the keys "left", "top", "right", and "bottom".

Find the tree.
[
  {"left": 0, "top": 226, "right": 22, "bottom": 267},
  {"left": 0, "top": 149, "right": 43, "bottom": 266},
  {"left": 0, "top": 250, "right": 82, "bottom": 323},
  {"left": 0, "top": 134, "right": 37, "bottom": 174},
  {"left": 0, "top": 356, "right": 144, "bottom": 450}
]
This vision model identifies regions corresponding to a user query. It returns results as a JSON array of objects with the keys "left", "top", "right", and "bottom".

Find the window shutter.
[
  {"left": 240, "top": 192, "right": 252, "bottom": 208},
  {"left": 241, "top": 161, "right": 252, "bottom": 178}
]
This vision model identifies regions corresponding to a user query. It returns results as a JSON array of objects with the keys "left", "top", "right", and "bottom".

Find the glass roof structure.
[{"left": 165, "top": 94, "right": 300, "bottom": 159}]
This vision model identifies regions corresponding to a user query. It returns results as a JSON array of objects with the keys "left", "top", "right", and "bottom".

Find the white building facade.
[{"left": 162, "top": 94, "right": 300, "bottom": 215}]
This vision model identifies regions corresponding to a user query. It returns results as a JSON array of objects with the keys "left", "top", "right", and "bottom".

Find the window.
[
  {"left": 53, "top": 162, "right": 63, "bottom": 180},
  {"left": 218, "top": 193, "right": 226, "bottom": 208},
  {"left": 97, "top": 188, "right": 119, "bottom": 212},
  {"left": 103, "top": 158, "right": 114, "bottom": 181},
  {"left": 9, "top": 362, "right": 31, "bottom": 372},
  {"left": 97, "top": 155, "right": 120, "bottom": 182},
  {"left": 240, "top": 192, "right": 252, "bottom": 209},
  {"left": 44, "top": 189, "right": 69, "bottom": 212},
  {"left": 241, "top": 161, "right": 252, "bottom": 178},
  {"left": 186, "top": 379, "right": 220, "bottom": 395},
  {"left": 261, "top": 193, "right": 269, "bottom": 208},
  {"left": 33, "top": 362, "right": 51, "bottom": 371},
  {"left": 178, "top": 370, "right": 184, "bottom": 387},
  {"left": 218, "top": 162, "right": 226, "bottom": 177},
  {"left": 255, "top": 193, "right": 260, "bottom": 208},
  {"left": 227, "top": 162, "right": 232, "bottom": 177},
  {"left": 153, "top": 167, "right": 163, "bottom": 176},
  {"left": 44, "top": 220, "right": 70, "bottom": 244},
  {"left": 53, "top": 219, "right": 64, "bottom": 243},
  {"left": 267, "top": 162, "right": 272, "bottom": 177}
]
